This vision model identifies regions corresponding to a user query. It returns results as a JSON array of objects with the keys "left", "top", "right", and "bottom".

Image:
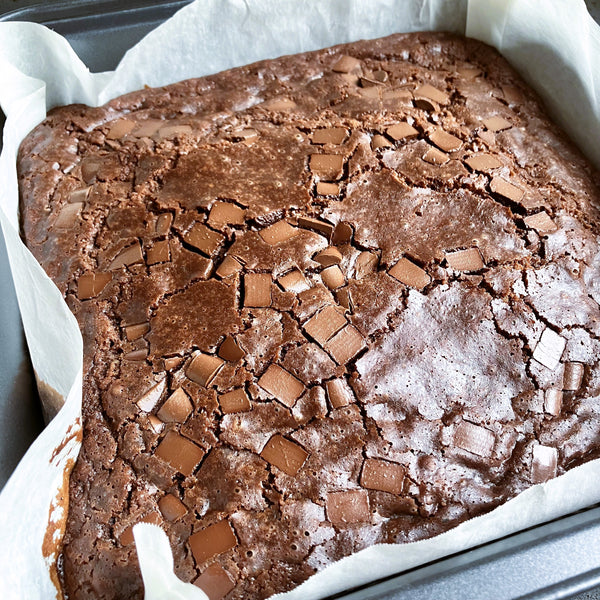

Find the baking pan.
[{"left": 1, "top": 1, "right": 600, "bottom": 599}]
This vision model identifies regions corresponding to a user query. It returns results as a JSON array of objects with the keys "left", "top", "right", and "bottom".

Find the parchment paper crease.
[{"left": 1, "top": 0, "right": 600, "bottom": 598}]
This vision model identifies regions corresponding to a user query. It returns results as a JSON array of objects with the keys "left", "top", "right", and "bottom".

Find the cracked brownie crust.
[{"left": 18, "top": 32, "right": 600, "bottom": 599}]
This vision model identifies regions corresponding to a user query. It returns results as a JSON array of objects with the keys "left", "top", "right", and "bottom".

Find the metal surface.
[
  {"left": 0, "top": 0, "right": 191, "bottom": 72},
  {"left": 1, "top": 1, "right": 600, "bottom": 599},
  {"left": 335, "top": 507, "right": 600, "bottom": 599},
  {"left": 0, "top": 226, "right": 44, "bottom": 488}
]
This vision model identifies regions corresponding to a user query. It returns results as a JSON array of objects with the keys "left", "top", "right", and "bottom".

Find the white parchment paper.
[{"left": 2, "top": 0, "right": 600, "bottom": 598}]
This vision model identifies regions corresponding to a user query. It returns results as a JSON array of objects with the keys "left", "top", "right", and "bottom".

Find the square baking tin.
[{"left": 1, "top": 1, "right": 600, "bottom": 598}]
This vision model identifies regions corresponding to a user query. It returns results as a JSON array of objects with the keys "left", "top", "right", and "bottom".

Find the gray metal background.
[{"left": 1, "top": 1, "right": 600, "bottom": 598}]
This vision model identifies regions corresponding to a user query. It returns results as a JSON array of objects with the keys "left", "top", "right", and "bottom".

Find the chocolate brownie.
[{"left": 18, "top": 32, "right": 600, "bottom": 599}]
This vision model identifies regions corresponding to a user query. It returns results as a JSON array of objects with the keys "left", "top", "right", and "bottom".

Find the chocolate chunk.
[
  {"left": 563, "top": 362, "right": 584, "bottom": 391},
  {"left": 316, "top": 182, "right": 340, "bottom": 195},
  {"left": 158, "top": 124, "right": 193, "bottom": 139},
  {"left": 321, "top": 265, "right": 345, "bottom": 290},
  {"left": 314, "top": 247, "right": 343, "bottom": 267},
  {"left": 544, "top": 388, "right": 563, "bottom": 416},
  {"left": 189, "top": 520, "right": 238, "bottom": 565},
  {"left": 456, "top": 66, "right": 481, "bottom": 78},
  {"left": 382, "top": 88, "right": 414, "bottom": 105},
  {"left": 279, "top": 269, "right": 311, "bottom": 293},
  {"left": 187, "top": 352, "right": 225, "bottom": 387},
  {"left": 119, "top": 512, "right": 162, "bottom": 546},
  {"left": 208, "top": 202, "right": 246, "bottom": 227},
  {"left": 445, "top": 248, "right": 485, "bottom": 271},
  {"left": 158, "top": 494, "right": 187, "bottom": 522},
  {"left": 478, "top": 129, "right": 496, "bottom": 146},
  {"left": 156, "top": 213, "right": 173, "bottom": 235},
  {"left": 325, "top": 378, "right": 355, "bottom": 408},
  {"left": 68, "top": 186, "right": 91, "bottom": 203},
  {"left": 132, "top": 119, "right": 162, "bottom": 137},
  {"left": 371, "top": 134, "right": 393, "bottom": 149},
  {"left": 109, "top": 242, "right": 144, "bottom": 270},
  {"left": 303, "top": 305, "right": 347, "bottom": 345},
  {"left": 490, "top": 176, "right": 525, "bottom": 204},
  {"left": 413, "top": 96, "right": 438, "bottom": 111},
  {"left": 357, "top": 86, "right": 381, "bottom": 100},
  {"left": 332, "top": 55, "right": 362, "bottom": 73},
  {"left": 157, "top": 388, "right": 193, "bottom": 423},
  {"left": 259, "top": 221, "right": 299, "bottom": 245},
  {"left": 501, "top": 84, "right": 522, "bottom": 104},
  {"left": 136, "top": 378, "right": 167, "bottom": 412},
  {"left": 325, "top": 325, "right": 366, "bottom": 365},
  {"left": 360, "top": 76, "right": 385, "bottom": 88},
  {"left": 483, "top": 116, "right": 512, "bottom": 132},
  {"left": 80, "top": 155, "right": 103, "bottom": 183},
  {"left": 360, "top": 458, "right": 405, "bottom": 494},
  {"left": 244, "top": 273, "right": 272, "bottom": 307},
  {"left": 464, "top": 153, "right": 503, "bottom": 172},
  {"left": 123, "top": 349, "right": 148, "bottom": 361},
  {"left": 312, "top": 127, "right": 348, "bottom": 145},
  {"left": 106, "top": 119, "right": 136, "bottom": 140},
  {"left": 454, "top": 421, "right": 495, "bottom": 457},
  {"left": 262, "top": 97, "right": 296, "bottom": 111},
  {"left": 386, "top": 122, "right": 419, "bottom": 141},
  {"left": 195, "top": 563, "right": 235, "bottom": 600},
  {"left": 230, "top": 128, "right": 259, "bottom": 142},
  {"left": 54, "top": 202, "right": 83, "bottom": 228},
  {"left": 297, "top": 216, "right": 334, "bottom": 238},
  {"left": 428, "top": 128, "right": 462, "bottom": 152},
  {"left": 77, "top": 272, "right": 112, "bottom": 299},
  {"left": 422, "top": 146, "right": 449, "bottom": 165},
  {"left": 124, "top": 322, "right": 150, "bottom": 341},
  {"left": 523, "top": 211, "right": 558, "bottom": 233},
  {"left": 296, "top": 284, "right": 335, "bottom": 319},
  {"left": 148, "top": 415, "right": 164, "bottom": 434},
  {"left": 163, "top": 357, "right": 182, "bottom": 371},
  {"left": 414, "top": 84, "right": 450, "bottom": 105},
  {"left": 155, "top": 430, "right": 205, "bottom": 476},
  {"left": 218, "top": 336, "right": 245, "bottom": 362},
  {"left": 258, "top": 364, "right": 305, "bottom": 408},
  {"left": 309, "top": 154, "right": 345, "bottom": 180},
  {"left": 326, "top": 490, "right": 370, "bottom": 526},
  {"left": 216, "top": 255, "right": 243, "bottom": 278},
  {"left": 147, "top": 240, "right": 170, "bottom": 265},
  {"left": 388, "top": 258, "right": 430, "bottom": 290},
  {"left": 332, "top": 222, "right": 354, "bottom": 245},
  {"left": 532, "top": 328, "right": 566, "bottom": 370},
  {"left": 531, "top": 445, "right": 558, "bottom": 483},
  {"left": 354, "top": 251, "right": 378, "bottom": 279},
  {"left": 260, "top": 434, "right": 309, "bottom": 475},
  {"left": 219, "top": 388, "right": 251, "bottom": 414},
  {"left": 185, "top": 222, "right": 225, "bottom": 256}
]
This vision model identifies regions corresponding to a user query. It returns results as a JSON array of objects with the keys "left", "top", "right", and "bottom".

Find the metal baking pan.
[{"left": 1, "top": 1, "right": 600, "bottom": 598}]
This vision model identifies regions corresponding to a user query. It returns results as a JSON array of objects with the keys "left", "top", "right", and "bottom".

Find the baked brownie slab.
[{"left": 18, "top": 32, "right": 600, "bottom": 599}]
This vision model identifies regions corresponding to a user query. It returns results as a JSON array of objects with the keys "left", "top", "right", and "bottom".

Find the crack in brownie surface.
[{"left": 17, "top": 32, "right": 600, "bottom": 600}]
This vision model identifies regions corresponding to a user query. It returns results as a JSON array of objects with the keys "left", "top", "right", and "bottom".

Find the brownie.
[{"left": 17, "top": 32, "right": 600, "bottom": 600}]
